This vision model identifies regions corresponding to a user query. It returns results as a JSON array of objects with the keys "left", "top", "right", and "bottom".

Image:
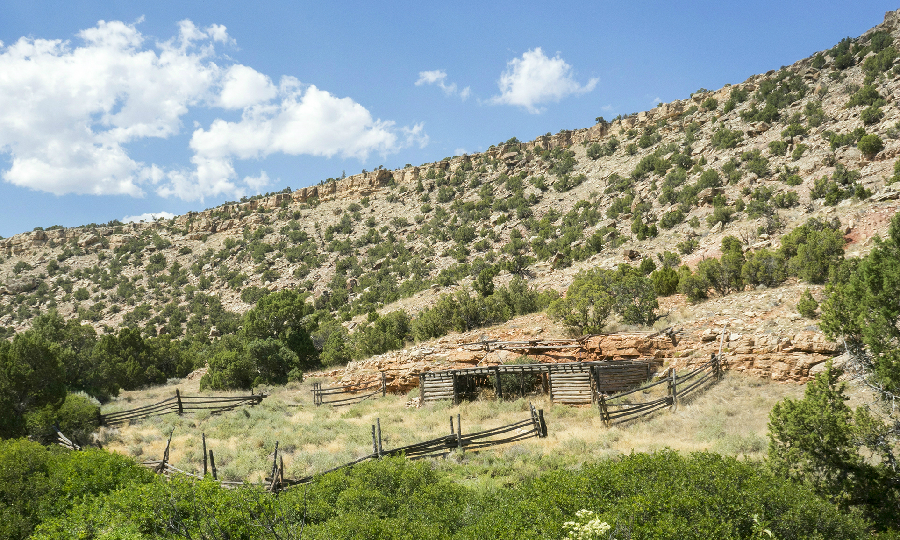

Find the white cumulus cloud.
[
  {"left": 490, "top": 48, "right": 597, "bottom": 113},
  {"left": 161, "top": 81, "right": 412, "bottom": 201},
  {"left": 415, "top": 69, "right": 471, "bottom": 100},
  {"left": 0, "top": 19, "right": 222, "bottom": 196},
  {"left": 218, "top": 64, "right": 277, "bottom": 109},
  {"left": 0, "top": 19, "right": 425, "bottom": 202},
  {"left": 122, "top": 211, "right": 176, "bottom": 223}
]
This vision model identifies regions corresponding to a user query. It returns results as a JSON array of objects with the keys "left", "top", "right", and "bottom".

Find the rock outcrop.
[{"left": 321, "top": 326, "right": 841, "bottom": 395}]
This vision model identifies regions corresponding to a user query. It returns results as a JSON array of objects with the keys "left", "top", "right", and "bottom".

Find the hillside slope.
[{"left": 3, "top": 10, "right": 900, "bottom": 371}]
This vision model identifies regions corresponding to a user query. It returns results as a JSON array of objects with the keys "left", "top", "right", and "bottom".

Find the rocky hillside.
[{"left": 3, "top": 10, "right": 900, "bottom": 361}]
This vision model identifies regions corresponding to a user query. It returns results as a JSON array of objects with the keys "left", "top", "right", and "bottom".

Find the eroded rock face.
[
  {"left": 324, "top": 327, "right": 841, "bottom": 394},
  {"left": 669, "top": 330, "right": 841, "bottom": 382},
  {"left": 78, "top": 233, "right": 100, "bottom": 247}
]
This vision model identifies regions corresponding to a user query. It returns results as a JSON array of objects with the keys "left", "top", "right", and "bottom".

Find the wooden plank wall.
[
  {"left": 419, "top": 360, "right": 654, "bottom": 405},
  {"left": 550, "top": 371, "right": 592, "bottom": 404},
  {"left": 420, "top": 371, "right": 455, "bottom": 403},
  {"left": 593, "top": 362, "right": 653, "bottom": 393}
]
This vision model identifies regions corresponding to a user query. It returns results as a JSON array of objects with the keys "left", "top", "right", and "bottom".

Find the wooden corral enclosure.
[{"left": 418, "top": 360, "right": 654, "bottom": 405}]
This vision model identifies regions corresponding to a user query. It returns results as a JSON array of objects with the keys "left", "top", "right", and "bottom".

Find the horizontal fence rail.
[
  {"left": 273, "top": 403, "right": 548, "bottom": 491},
  {"left": 312, "top": 372, "right": 386, "bottom": 407},
  {"left": 100, "top": 390, "right": 267, "bottom": 427},
  {"left": 597, "top": 354, "right": 722, "bottom": 426},
  {"left": 128, "top": 404, "right": 548, "bottom": 493},
  {"left": 54, "top": 426, "right": 81, "bottom": 451}
]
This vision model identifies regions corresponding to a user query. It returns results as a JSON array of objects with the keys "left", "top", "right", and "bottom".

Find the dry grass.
[{"left": 99, "top": 371, "right": 804, "bottom": 484}]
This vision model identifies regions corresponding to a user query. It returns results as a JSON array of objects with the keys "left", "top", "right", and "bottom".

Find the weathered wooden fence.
[
  {"left": 271, "top": 403, "right": 548, "bottom": 491},
  {"left": 597, "top": 354, "right": 722, "bottom": 426},
  {"left": 139, "top": 429, "right": 244, "bottom": 488},
  {"left": 100, "top": 390, "right": 267, "bottom": 427},
  {"left": 132, "top": 404, "right": 548, "bottom": 493},
  {"left": 54, "top": 426, "right": 82, "bottom": 451},
  {"left": 312, "top": 372, "right": 386, "bottom": 406},
  {"left": 418, "top": 360, "right": 653, "bottom": 405}
]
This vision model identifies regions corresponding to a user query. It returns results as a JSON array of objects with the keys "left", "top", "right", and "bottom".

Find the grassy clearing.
[{"left": 99, "top": 371, "right": 803, "bottom": 486}]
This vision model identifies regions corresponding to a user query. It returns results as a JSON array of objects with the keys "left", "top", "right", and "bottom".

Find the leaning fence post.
[
  {"left": 371, "top": 425, "right": 378, "bottom": 457},
  {"left": 209, "top": 449, "right": 217, "bottom": 480},
  {"left": 176, "top": 389, "right": 183, "bottom": 416},
  {"left": 450, "top": 415, "right": 454, "bottom": 435},
  {"left": 270, "top": 441, "right": 279, "bottom": 489},
  {"left": 156, "top": 428, "right": 174, "bottom": 474},
  {"left": 538, "top": 409, "right": 548, "bottom": 438}
]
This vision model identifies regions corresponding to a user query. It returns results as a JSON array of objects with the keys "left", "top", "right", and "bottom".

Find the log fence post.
[
  {"left": 371, "top": 425, "right": 378, "bottom": 457},
  {"left": 381, "top": 372, "right": 386, "bottom": 397},
  {"left": 202, "top": 433, "right": 208, "bottom": 476},
  {"left": 452, "top": 372, "right": 459, "bottom": 405},
  {"left": 270, "top": 441, "right": 279, "bottom": 489},
  {"left": 156, "top": 428, "right": 174, "bottom": 474},
  {"left": 669, "top": 368, "right": 678, "bottom": 410},
  {"left": 547, "top": 367, "right": 553, "bottom": 402},
  {"left": 456, "top": 414, "right": 463, "bottom": 451},
  {"left": 376, "top": 418, "right": 383, "bottom": 457},
  {"left": 176, "top": 389, "right": 183, "bottom": 416},
  {"left": 598, "top": 395, "right": 610, "bottom": 427},
  {"left": 209, "top": 449, "right": 218, "bottom": 480}
]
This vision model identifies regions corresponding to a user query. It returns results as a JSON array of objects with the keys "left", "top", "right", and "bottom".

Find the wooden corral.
[{"left": 418, "top": 360, "right": 654, "bottom": 405}]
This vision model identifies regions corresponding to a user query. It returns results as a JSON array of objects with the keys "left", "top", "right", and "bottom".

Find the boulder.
[
  {"left": 5, "top": 276, "right": 39, "bottom": 293},
  {"left": 78, "top": 233, "right": 100, "bottom": 247}
]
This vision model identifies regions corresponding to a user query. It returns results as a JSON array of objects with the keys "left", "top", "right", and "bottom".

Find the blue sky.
[{"left": 0, "top": 0, "right": 895, "bottom": 237}]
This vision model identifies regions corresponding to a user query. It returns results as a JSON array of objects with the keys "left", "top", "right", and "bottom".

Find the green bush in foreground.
[
  {"left": 0, "top": 439, "right": 153, "bottom": 540},
  {"left": 31, "top": 451, "right": 868, "bottom": 539}
]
